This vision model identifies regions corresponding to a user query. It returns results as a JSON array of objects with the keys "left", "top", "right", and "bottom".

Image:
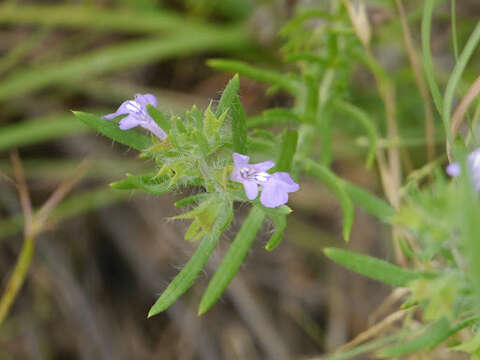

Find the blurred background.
[{"left": 0, "top": 1, "right": 479, "bottom": 359}]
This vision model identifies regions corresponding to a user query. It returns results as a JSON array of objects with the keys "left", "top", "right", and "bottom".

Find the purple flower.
[
  {"left": 230, "top": 153, "right": 299, "bottom": 208},
  {"left": 260, "top": 172, "right": 300, "bottom": 208},
  {"left": 103, "top": 94, "right": 167, "bottom": 140},
  {"left": 447, "top": 148, "right": 480, "bottom": 190}
]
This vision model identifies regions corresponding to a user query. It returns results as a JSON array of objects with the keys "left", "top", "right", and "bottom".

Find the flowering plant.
[{"left": 72, "top": 1, "right": 480, "bottom": 358}]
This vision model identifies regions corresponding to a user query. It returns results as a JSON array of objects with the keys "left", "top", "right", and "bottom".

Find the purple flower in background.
[
  {"left": 230, "top": 153, "right": 299, "bottom": 208},
  {"left": 447, "top": 148, "right": 480, "bottom": 190},
  {"left": 103, "top": 94, "right": 167, "bottom": 140}
]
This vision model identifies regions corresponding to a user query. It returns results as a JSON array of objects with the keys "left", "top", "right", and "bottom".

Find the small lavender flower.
[
  {"left": 447, "top": 148, "right": 480, "bottom": 190},
  {"left": 260, "top": 172, "right": 300, "bottom": 208},
  {"left": 103, "top": 94, "right": 167, "bottom": 140},
  {"left": 230, "top": 153, "right": 299, "bottom": 208}
]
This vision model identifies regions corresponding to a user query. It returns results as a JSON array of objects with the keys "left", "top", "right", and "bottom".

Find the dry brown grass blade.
[
  {"left": 396, "top": 0, "right": 436, "bottom": 164},
  {"left": 447, "top": 75, "right": 480, "bottom": 162},
  {"left": 368, "top": 287, "right": 410, "bottom": 326},
  {"left": 33, "top": 159, "right": 90, "bottom": 232},
  {"left": 0, "top": 158, "right": 89, "bottom": 329},
  {"left": 334, "top": 308, "right": 411, "bottom": 353},
  {"left": 10, "top": 151, "right": 33, "bottom": 234}
]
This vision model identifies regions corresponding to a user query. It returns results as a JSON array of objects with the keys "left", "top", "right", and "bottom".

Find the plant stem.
[{"left": 0, "top": 234, "right": 35, "bottom": 328}]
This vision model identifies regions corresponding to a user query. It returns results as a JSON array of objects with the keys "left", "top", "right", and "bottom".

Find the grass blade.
[
  {"left": 0, "top": 115, "right": 89, "bottom": 152},
  {"left": 0, "top": 31, "right": 250, "bottom": 102}
]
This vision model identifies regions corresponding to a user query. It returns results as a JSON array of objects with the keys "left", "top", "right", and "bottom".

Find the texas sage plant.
[{"left": 75, "top": 1, "right": 480, "bottom": 358}]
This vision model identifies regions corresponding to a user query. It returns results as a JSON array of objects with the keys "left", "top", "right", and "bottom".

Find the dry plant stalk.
[
  {"left": 344, "top": 0, "right": 406, "bottom": 265},
  {"left": 396, "top": 0, "right": 436, "bottom": 164},
  {"left": 334, "top": 308, "right": 411, "bottom": 353},
  {"left": 447, "top": 75, "right": 480, "bottom": 162},
  {"left": 0, "top": 154, "right": 89, "bottom": 328}
]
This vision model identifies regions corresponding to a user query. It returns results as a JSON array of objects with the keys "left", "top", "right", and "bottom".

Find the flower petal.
[
  {"left": 141, "top": 121, "right": 167, "bottom": 140},
  {"left": 233, "top": 153, "right": 250, "bottom": 167},
  {"left": 271, "top": 172, "right": 300, "bottom": 192},
  {"left": 119, "top": 115, "right": 141, "bottom": 130},
  {"left": 260, "top": 180, "right": 288, "bottom": 208},
  {"left": 135, "top": 93, "right": 157, "bottom": 107},
  {"left": 243, "top": 180, "right": 259, "bottom": 200},
  {"left": 103, "top": 100, "right": 132, "bottom": 120},
  {"left": 446, "top": 163, "right": 461, "bottom": 177},
  {"left": 252, "top": 160, "right": 275, "bottom": 172}
]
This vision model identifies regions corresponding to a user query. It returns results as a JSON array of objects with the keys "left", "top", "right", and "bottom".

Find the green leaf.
[
  {"left": 421, "top": 0, "right": 443, "bottom": 114},
  {"left": 231, "top": 96, "right": 247, "bottom": 154},
  {"left": 215, "top": 74, "right": 240, "bottom": 117},
  {"left": 377, "top": 316, "right": 477, "bottom": 357},
  {"left": 442, "top": 21, "right": 480, "bottom": 144},
  {"left": 146, "top": 105, "right": 171, "bottom": 132},
  {"left": 333, "top": 100, "right": 378, "bottom": 169},
  {"left": 298, "top": 158, "right": 354, "bottom": 241},
  {"left": 322, "top": 332, "right": 406, "bottom": 360},
  {"left": 324, "top": 248, "right": 429, "bottom": 286},
  {"left": 343, "top": 182, "right": 394, "bottom": 222},
  {"left": 73, "top": 111, "right": 153, "bottom": 150},
  {"left": 274, "top": 130, "right": 298, "bottom": 172},
  {"left": 247, "top": 108, "right": 302, "bottom": 128},
  {"left": 204, "top": 104, "right": 226, "bottom": 140},
  {"left": 208, "top": 59, "right": 301, "bottom": 95},
  {"left": 265, "top": 214, "right": 286, "bottom": 251},
  {"left": 174, "top": 193, "right": 209, "bottom": 207},
  {"left": 299, "top": 158, "right": 394, "bottom": 223},
  {"left": 198, "top": 206, "right": 265, "bottom": 315},
  {"left": 110, "top": 174, "right": 172, "bottom": 194},
  {"left": 189, "top": 105, "right": 203, "bottom": 130},
  {"left": 148, "top": 203, "right": 233, "bottom": 317}
]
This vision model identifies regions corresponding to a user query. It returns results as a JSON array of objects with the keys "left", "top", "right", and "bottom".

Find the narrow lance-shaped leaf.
[
  {"left": 231, "top": 96, "right": 247, "bottom": 154},
  {"left": 299, "top": 158, "right": 394, "bottom": 223},
  {"left": 198, "top": 206, "right": 265, "bottom": 315},
  {"left": 324, "top": 248, "right": 430, "bottom": 286},
  {"left": 333, "top": 100, "right": 378, "bottom": 169},
  {"left": 73, "top": 111, "right": 153, "bottom": 150},
  {"left": 377, "top": 316, "right": 477, "bottom": 357},
  {"left": 298, "top": 158, "right": 353, "bottom": 242},
  {"left": 215, "top": 74, "right": 240, "bottom": 117},
  {"left": 265, "top": 214, "right": 286, "bottom": 251},
  {"left": 110, "top": 174, "right": 172, "bottom": 194},
  {"left": 274, "top": 130, "right": 298, "bottom": 172},
  {"left": 343, "top": 182, "right": 394, "bottom": 222},
  {"left": 247, "top": 108, "right": 302, "bottom": 128},
  {"left": 208, "top": 58, "right": 301, "bottom": 95},
  {"left": 148, "top": 202, "right": 233, "bottom": 317},
  {"left": 174, "top": 193, "right": 209, "bottom": 207},
  {"left": 146, "top": 105, "right": 171, "bottom": 132}
]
